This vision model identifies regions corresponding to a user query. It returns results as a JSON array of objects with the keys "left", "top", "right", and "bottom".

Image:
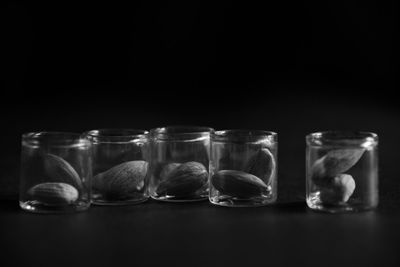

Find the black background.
[{"left": 1, "top": 1, "right": 399, "bottom": 267}]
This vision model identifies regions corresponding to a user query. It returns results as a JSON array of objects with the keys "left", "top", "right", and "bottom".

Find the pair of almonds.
[
  {"left": 93, "top": 160, "right": 148, "bottom": 200},
  {"left": 28, "top": 154, "right": 83, "bottom": 205},
  {"left": 156, "top": 161, "right": 208, "bottom": 197},
  {"left": 311, "top": 149, "right": 364, "bottom": 205},
  {"left": 30, "top": 157, "right": 149, "bottom": 204},
  {"left": 211, "top": 148, "right": 275, "bottom": 198}
]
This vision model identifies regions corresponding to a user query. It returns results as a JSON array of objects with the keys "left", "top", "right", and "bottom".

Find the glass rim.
[
  {"left": 22, "top": 131, "right": 88, "bottom": 147},
  {"left": 212, "top": 129, "right": 277, "bottom": 143},
  {"left": 150, "top": 125, "right": 213, "bottom": 140},
  {"left": 22, "top": 131, "right": 82, "bottom": 139},
  {"left": 306, "top": 131, "right": 378, "bottom": 146},
  {"left": 85, "top": 129, "right": 148, "bottom": 139}
]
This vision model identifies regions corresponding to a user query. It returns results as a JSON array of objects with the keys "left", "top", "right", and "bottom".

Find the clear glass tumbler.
[
  {"left": 85, "top": 129, "right": 149, "bottom": 205},
  {"left": 306, "top": 131, "right": 379, "bottom": 213},
  {"left": 19, "top": 132, "right": 92, "bottom": 213},
  {"left": 209, "top": 130, "right": 278, "bottom": 207},
  {"left": 149, "top": 126, "right": 212, "bottom": 202}
]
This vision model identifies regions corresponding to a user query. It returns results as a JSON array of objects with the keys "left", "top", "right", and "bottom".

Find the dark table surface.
[{"left": 1, "top": 89, "right": 400, "bottom": 267}]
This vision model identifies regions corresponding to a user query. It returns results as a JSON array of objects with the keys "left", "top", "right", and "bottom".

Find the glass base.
[
  {"left": 91, "top": 191, "right": 149, "bottom": 206},
  {"left": 20, "top": 200, "right": 90, "bottom": 214},
  {"left": 92, "top": 197, "right": 148, "bottom": 206},
  {"left": 306, "top": 197, "right": 377, "bottom": 213},
  {"left": 151, "top": 194, "right": 208, "bottom": 202},
  {"left": 209, "top": 195, "right": 276, "bottom": 207}
]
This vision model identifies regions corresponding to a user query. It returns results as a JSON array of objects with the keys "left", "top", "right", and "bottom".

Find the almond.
[
  {"left": 217, "top": 145, "right": 257, "bottom": 171},
  {"left": 43, "top": 154, "right": 83, "bottom": 191},
  {"left": 319, "top": 174, "right": 356, "bottom": 204},
  {"left": 93, "top": 160, "right": 148, "bottom": 200},
  {"left": 159, "top": 163, "right": 181, "bottom": 180},
  {"left": 28, "top": 182, "right": 79, "bottom": 205},
  {"left": 244, "top": 148, "right": 275, "bottom": 183},
  {"left": 211, "top": 170, "right": 268, "bottom": 198},
  {"left": 156, "top": 161, "right": 208, "bottom": 197}
]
